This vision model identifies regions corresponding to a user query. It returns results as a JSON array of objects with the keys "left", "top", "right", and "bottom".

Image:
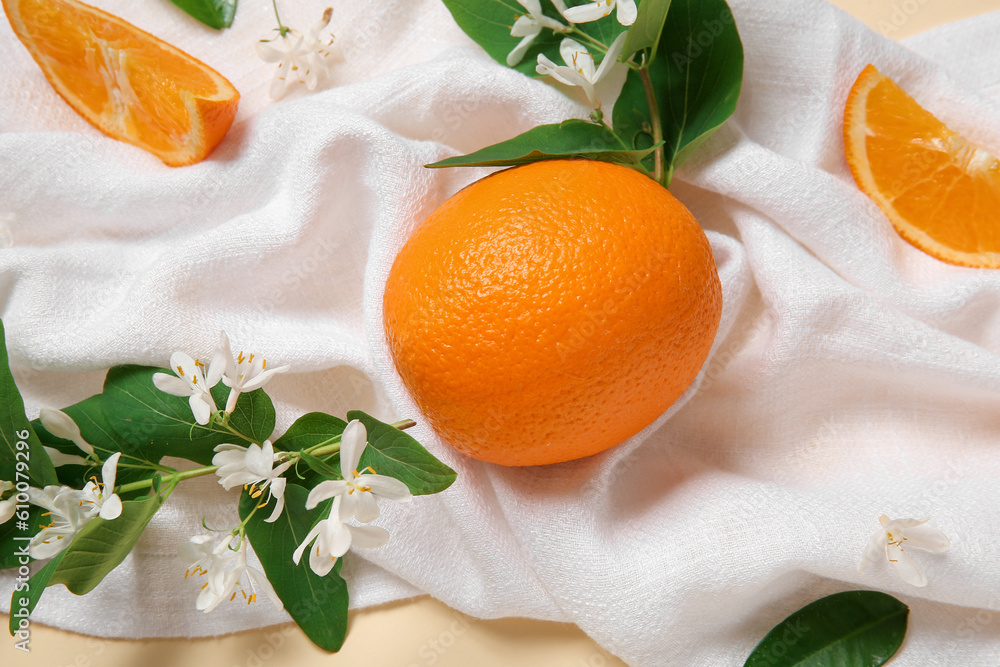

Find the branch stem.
[
  {"left": 113, "top": 419, "right": 418, "bottom": 495},
  {"left": 640, "top": 68, "right": 665, "bottom": 184}
]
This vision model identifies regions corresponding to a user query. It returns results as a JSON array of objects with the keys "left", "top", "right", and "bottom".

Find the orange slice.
[
  {"left": 844, "top": 64, "right": 1000, "bottom": 268},
  {"left": 3, "top": 0, "right": 239, "bottom": 166}
]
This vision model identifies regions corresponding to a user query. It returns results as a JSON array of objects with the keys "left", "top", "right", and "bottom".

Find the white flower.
[
  {"left": 181, "top": 534, "right": 238, "bottom": 612},
  {"left": 26, "top": 454, "right": 123, "bottom": 559},
  {"left": 218, "top": 331, "right": 290, "bottom": 414},
  {"left": 181, "top": 535, "right": 282, "bottom": 613},
  {"left": 857, "top": 514, "right": 951, "bottom": 587},
  {"left": 292, "top": 494, "right": 389, "bottom": 577},
  {"left": 257, "top": 8, "right": 337, "bottom": 100},
  {"left": 563, "top": 0, "right": 637, "bottom": 26},
  {"left": 153, "top": 350, "right": 226, "bottom": 425},
  {"left": 77, "top": 452, "right": 123, "bottom": 521},
  {"left": 43, "top": 446, "right": 89, "bottom": 468},
  {"left": 305, "top": 420, "right": 412, "bottom": 523},
  {"left": 212, "top": 440, "right": 292, "bottom": 523},
  {"left": 535, "top": 32, "right": 627, "bottom": 108},
  {"left": 0, "top": 480, "right": 15, "bottom": 525},
  {"left": 38, "top": 408, "right": 95, "bottom": 457},
  {"left": 507, "top": 0, "right": 569, "bottom": 67},
  {"left": 27, "top": 485, "right": 93, "bottom": 559}
]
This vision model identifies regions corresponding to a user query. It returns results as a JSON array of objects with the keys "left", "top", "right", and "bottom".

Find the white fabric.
[{"left": 2, "top": 0, "right": 1000, "bottom": 664}]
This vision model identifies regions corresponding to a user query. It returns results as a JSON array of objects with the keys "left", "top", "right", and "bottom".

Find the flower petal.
[
  {"left": 264, "top": 491, "right": 285, "bottom": 523},
  {"left": 190, "top": 394, "right": 212, "bottom": 425},
  {"left": 170, "top": 351, "right": 199, "bottom": 380},
  {"left": 225, "top": 388, "right": 240, "bottom": 414},
  {"left": 365, "top": 474, "right": 413, "bottom": 502},
  {"left": 306, "top": 480, "right": 348, "bottom": 509},
  {"left": 321, "top": 517, "right": 354, "bottom": 558},
  {"left": 247, "top": 566, "right": 283, "bottom": 610},
  {"left": 256, "top": 38, "right": 288, "bottom": 62},
  {"left": 0, "top": 498, "right": 16, "bottom": 524},
  {"left": 340, "top": 420, "right": 367, "bottom": 477},
  {"left": 269, "top": 65, "right": 291, "bottom": 100},
  {"left": 39, "top": 408, "right": 82, "bottom": 442},
  {"left": 102, "top": 452, "right": 121, "bottom": 491},
  {"left": 559, "top": 38, "right": 594, "bottom": 79},
  {"left": 516, "top": 0, "right": 543, "bottom": 15},
  {"left": 352, "top": 491, "right": 380, "bottom": 523},
  {"left": 99, "top": 494, "right": 122, "bottom": 520},
  {"left": 218, "top": 471, "right": 262, "bottom": 491},
  {"left": 179, "top": 535, "right": 215, "bottom": 562},
  {"left": 563, "top": 1, "right": 613, "bottom": 24},
  {"left": 507, "top": 33, "right": 536, "bottom": 67},
  {"left": 857, "top": 529, "right": 886, "bottom": 574},
  {"left": 347, "top": 524, "right": 390, "bottom": 550},
  {"left": 594, "top": 31, "right": 627, "bottom": 83},
  {"left": 538, "top": 14, "right": 567, "bottom": 31},
  {"left": 245, "top": 442, "right": 269, "bottom": 477},
  {"left": 510, "top": 15, "right": 541, "bottom": 39},
  {"left": 905, "top": 525, "right": 951, "bottom": 552},
  {"left": 43, "top": 447, "right": 88, "bottom": 467},
  {"left": 239, "top": 365, "right": 290, "bottom": 392},
  {"left": 888, "top": 549, "right": 928, "bottom": 587},
  {"left": 152, "top": 373, "right": 192, "bottom": 397},
  {"left": 309, "top": 546, "right": 338, "bottom": 577},
  {"left": 616, "top": 0, "right": 638, "bottom": 26},
  {"left": 293, "top": 523, "right": 322, "bottom": 565}
]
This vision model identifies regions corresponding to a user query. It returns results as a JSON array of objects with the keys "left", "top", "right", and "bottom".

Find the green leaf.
[
  {"left": 8, "top": 484, "right": 173, "bottom": 633},
  {"left": 347, "top": 411, "right": 456, "bottom": 496},
  {"left": 619, "top": 0, "right": 743, "bottom": 185},
  {"left": 298, "top": 451, "right": 342, "bottom": 480},
  {"left": 427, "top": 119, "right": 657, "bottom": 170},
  {"left": 0, "top": 505, "right": 43, "bottom": 569},
  {"left": 440, "top": 0, "right": 625, "bottom": 78},
  {"left": 100, "top": 365, "right": 274, "bottom": 466},
  {"left": 744, "top": 591, "right": 909, "bottom": 667},
  {"left": 32, "top": 395, "right": 155, "bottom": 491},
  {"left": 272, "top": 412, "right": 347, "bottom": 487},
  {"left": 241, "top": 484, "right": 348, "bottom": 652},
  {"left": 9, "top": 550, "right": 65, "bottom": 635},
  {"left": 622, "top": 0, "right": 673, "bottom": 61},
  {"left": 272, "top": 412, "right": 347, "bottom": 453},
  {"left": 212, "top": 385, "right": 276, "bottom": 448},
  {"left": 46, "top": 489, "right": 172, "bottom": 594},
  {"left": 166, "top": 0, "right": 237, "bottom": 30},
  {"left": 0, "top": 320, "right": 57, "bottom": 488}
]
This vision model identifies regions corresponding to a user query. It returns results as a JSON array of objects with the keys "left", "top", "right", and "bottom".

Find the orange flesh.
[
  {"left": 844, "top": 64, "right": 1000, "bottom": 267},
  {"left": 4, "top": 0, "right": 239, "bottom": 165}
]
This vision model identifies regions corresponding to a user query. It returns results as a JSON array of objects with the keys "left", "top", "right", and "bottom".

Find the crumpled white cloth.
[{"left": 2, "top": 0, "right": 1000, "bottom": 664}]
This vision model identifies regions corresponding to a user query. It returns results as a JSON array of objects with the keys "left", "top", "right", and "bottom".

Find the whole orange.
[{"left": 383, "top": 159, "right": 721, "bottom": 466}]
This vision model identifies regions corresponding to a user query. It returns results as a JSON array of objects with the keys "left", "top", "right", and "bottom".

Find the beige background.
[{"left": 3, "top": 0, "right": 999, "bottom": 665}]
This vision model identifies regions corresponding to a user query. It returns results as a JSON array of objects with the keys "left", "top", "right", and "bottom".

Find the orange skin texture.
[
  {"left": 384, "top": 159, "right": 723, "bottom": 466},
  {"left": 3, "top": 0, "right": 239, "bottom": 166},
  {"left": 844, "top": 64, "right": 1000, "bottom": 267}
]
